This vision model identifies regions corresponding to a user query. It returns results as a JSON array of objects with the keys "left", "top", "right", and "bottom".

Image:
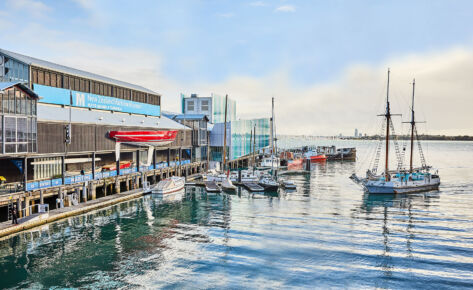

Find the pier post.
[
  {"left": 126, "top": 177, "right": 130, "bottom": 191},
  {"left": 82, "top": 184, "right": 87, "bottom": 202},
  {"left": 160, "top": 169, "right": 163, "bottom": 181},
  {"left": 104, "top": 183, "right": 107, "bottom": 196},
  {"left": 40, "top": 189, "right": 44, "bottom": 204},
  {"left": 115, "top": 178, "right": 120, "bottom": 194},
  {"left": 92, "top": 152, "right": 96, "bottom": 180},
  {"left": 136, "top": 150, "right": 140, "bottom": 173},
  {"left": 90, "top": 183, "right": 96, "bottom": 200},
  {"left": 61, "top": 155, "right": 65, "bottom": 185},
  {"left": 17, "top": 198, "right": 22, "bottom": 218},
  {"left": 167, "top": 148, "right": 170, "bottom": 167},
  {"left": 24, "top": 196, "right": 30, "bottom": 217},
  {"left": 23, "top": 157, "right": 27, "bottom": 192}
]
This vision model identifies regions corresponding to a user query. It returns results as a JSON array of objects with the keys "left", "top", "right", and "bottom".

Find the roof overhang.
[{"left": 0, "top": 81, "right": 39, "bottom": 99}]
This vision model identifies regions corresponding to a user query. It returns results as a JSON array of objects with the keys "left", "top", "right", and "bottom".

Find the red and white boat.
[
  {"left": 303, "top": 150, "right": 327, "bottom": 162},
  {"left": 108, "top": 130, "right": 177, "bottom": 147}
]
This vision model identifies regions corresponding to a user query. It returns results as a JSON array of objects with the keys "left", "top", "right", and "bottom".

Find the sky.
[{"left": 1, "top": 0, "right": 473, "bottom": 135}]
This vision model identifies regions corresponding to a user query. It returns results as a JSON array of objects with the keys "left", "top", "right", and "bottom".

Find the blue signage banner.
[{"left": 34, "top": 84, "right": 161, "bottom": 117}]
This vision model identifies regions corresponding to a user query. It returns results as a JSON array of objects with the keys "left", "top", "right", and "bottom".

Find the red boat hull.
[
  {"left": 108, "top": 130, "right": 177, "bottom": 146},
  {"left": 309, "top": 154, "right": 327, "bottom": 162}
]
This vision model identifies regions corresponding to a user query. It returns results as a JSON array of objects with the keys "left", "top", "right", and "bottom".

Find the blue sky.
[{"left": 1, "top": 0, "right": 473, "bottom": 134}]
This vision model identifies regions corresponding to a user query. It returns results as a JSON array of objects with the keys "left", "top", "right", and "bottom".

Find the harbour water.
[{"left": 1, "top": 140, "right": 473, "bottom": 289}]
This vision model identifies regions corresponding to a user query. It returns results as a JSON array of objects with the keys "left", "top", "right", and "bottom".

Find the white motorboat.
[
  {"left": 258, "top": 157, "right": 280, "bottom": 170},
  {"left": 280, "top": 179, "right": 296, "bottom": 190},
  {"left": 229, "top": 170, "right": 259, "bottom": 183},
  {"left": 152, "top": 176, "right": 185, "bottom": 194},
  {"left": 221, "top": 177, "right": 237, "bottom": 191},
  {"left": 258, "top": 176, "right": 279, "bottom": 191}
]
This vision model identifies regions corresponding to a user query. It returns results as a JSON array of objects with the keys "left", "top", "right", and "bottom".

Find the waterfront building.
[
  {"left": 0, "top": 48, "right": 195, "bottom": 219},
  {"left": 210, "top": 118, "right": 270, "bottom": 161},
  {"left": 181, "top": 93, "right": 236, "bottom": 123},
  {"left": 181, "top": 93, "right": 269, "bottom": 161}
]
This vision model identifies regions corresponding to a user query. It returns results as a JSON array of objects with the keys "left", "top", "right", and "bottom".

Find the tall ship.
[{"left": 351, "top": 69, "right": 440, "bottom": 194}]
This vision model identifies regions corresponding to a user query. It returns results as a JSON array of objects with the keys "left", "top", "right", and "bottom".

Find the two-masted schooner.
[{"left": 352, "top": 69, "right": 440, "bottom": 194}]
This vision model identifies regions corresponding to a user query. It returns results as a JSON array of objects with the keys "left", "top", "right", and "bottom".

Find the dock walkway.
[{"left": 0, "top": 188, "right": 147, "bottom": 239}]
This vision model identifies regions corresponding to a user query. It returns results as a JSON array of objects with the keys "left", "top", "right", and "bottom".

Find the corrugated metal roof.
[
  {"left": 0, "top": 48, "right": 160, "bottom": 95},
  {"left": 0, "top": 81, "right": 39, "bottom": 99}
]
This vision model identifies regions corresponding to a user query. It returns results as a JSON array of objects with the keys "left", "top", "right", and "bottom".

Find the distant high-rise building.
[{"left": 354, "top": 128, "right": 358, "bottom": 137}]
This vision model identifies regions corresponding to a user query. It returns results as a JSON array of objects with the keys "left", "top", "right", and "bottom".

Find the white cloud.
[{"left": 275, "top": 5, "right": 296, "bottom": 13}]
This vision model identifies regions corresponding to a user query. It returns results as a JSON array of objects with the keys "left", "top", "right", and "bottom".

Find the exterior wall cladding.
[{"left": 0, "top": 49, "right": 192, "bottom": 157}]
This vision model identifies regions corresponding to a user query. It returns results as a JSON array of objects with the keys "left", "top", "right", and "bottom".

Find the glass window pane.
[
  {"left": 15, "top": 89, "right": 21, "bottom": 114},
  {"left": 5, "top": 117, "right": 16, "bottom": 142},
  {"left": 17, "top": 117, "right": 27, "bottom": 142},
  {"left": 8, "top": 89, "right": 14, "bottom": 114},
  {"left": 5, "top": 144, "right": 16, "bottom": 153}
]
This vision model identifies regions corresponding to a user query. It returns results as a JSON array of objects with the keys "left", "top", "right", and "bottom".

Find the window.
[
  {"left": 201, "top": 100, "right": 209, "bottom": 111},
  {"left": 32, "top": 68, "right": 38, "bottom": 84},
  {"left": 187, "top": 100, "right": 195, "bottom": 111},
  {"left": 38, "top": 70, "right": 44, "bottom": 85},
  {"left": 63, "top": 75, "right": 70, "bottom": 89},
  {"left": 5, "top": 117, "right": 16, "bottom": 143}
]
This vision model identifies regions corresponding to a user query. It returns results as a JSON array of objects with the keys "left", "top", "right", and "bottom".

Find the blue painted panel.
[
  {"left": 52, "top": 178, "right": 62, "bottom": 186},
  {"left": 74, "top": 175, "right": 83, "bottom": 183},
  {"left": 84, "top": 174, "right": 92, "bottom": 181},
  {"left": 95, "top": 172, "right": 103, "bottom": 180},
  {"left": 102, "top": 171, "right": 110, "bottom": 178},
  {"left": 148, "top": 165, "right": 154, "bottom": 170},
  {"left": 109, "top": 171, "right": 117, "bottom": 177},
  {"left": 34, "top": 84, "right": 161, "bottom": 117},
  {"left": 26, "top": 182, "right": 39, "bottom": 191},
  {"left": 121, "top": 168, "right": 131, "bottom": 175},
  {"left": 132, "top": 168, "right": 137, "bottom": 173},
  {"left": 39, "top": 180, "right": 51, "bottom": 188},
  {"left": 64, "top": 177, "right": 73, "bottom": 185}
]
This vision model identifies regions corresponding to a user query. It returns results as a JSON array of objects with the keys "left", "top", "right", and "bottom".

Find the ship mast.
[
  {"left": 384, "top": 69, "right": 391, "bottom": 181},
  {"left": 409, "top": 79, "right": 416, "bottom": 173},
  {"left": 222, "top": 94, "right": 228, "bottom": 171}
]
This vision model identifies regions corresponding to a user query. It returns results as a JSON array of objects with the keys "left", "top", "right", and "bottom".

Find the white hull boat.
[{"left": 152, "top": 176, "right": 185, "bottom": 195}]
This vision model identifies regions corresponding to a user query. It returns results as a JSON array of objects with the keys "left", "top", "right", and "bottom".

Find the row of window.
[
  {"left": 186, "top": 99, "right": 209, "bottom": 112},
  {"left": 0, "top": 116, "right": 37, "bottom": 154},
  {"left": 31, "top": 67, "right": 161, "bottom": 106},
  {"left": 0, "top": 87, "right": 37, "bottom": 116}
]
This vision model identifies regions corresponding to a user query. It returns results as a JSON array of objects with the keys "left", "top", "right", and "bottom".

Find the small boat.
[
  {"left": 287, "top": 158, "right": 303, "bottom": 170},
  {"left": 258, "top": 176, "right": 279, "bottom": 191},
  {"left": 108, "top": 130, "right": 178, "bottom": 147},
  {"left": 280, "top": 179, "right": 296, "bottom": 190},
  {"left": 303, "top": 150, "right": 327, "bottom": 162},
  {"left": 242, "top": 182, "right": 265, "bottom": 192},
  {"left": 205, "top": 181, "right": 221, "bottom": 193},
  {"left": 257, "top": 157, "right": 280, "bottom": 170},
  {"left": 102, "top": 161, "right": 132, "bottom": 171},
  {"left": 229, "top": 170, "right": 259, "bottom": 183},
  {"left": 152, "top": 176, "right": 185, "bottom": 194},
  {"left": 221, "top": 177, "right": 237, "bottom": 192}
]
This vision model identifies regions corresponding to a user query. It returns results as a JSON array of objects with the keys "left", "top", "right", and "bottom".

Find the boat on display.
[
  {"left": 152, "top": 176, "right": 185, "bottom": 195},
  {"left": 102, "top": 161, "right": 132, "bottom": 171},
  {"left": 287, "top": 157, "right": 304, "bottom": 170},
  {"left": 351, "top": 70, "right": 440, "bottom": 194},
  {"left": 108, "top": 130, "right": 178, "bottom": 147},
  {"left": 229, "top": 170, "right": 259, "bottom": 183}
]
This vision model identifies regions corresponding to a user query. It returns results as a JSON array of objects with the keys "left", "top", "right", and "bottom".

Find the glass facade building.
[
  {"left": 211, "top": 93, "right": 236, "bottom": 123},
  {"left": 210, "top": 118, "right": 270, "bottom": 160}
]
